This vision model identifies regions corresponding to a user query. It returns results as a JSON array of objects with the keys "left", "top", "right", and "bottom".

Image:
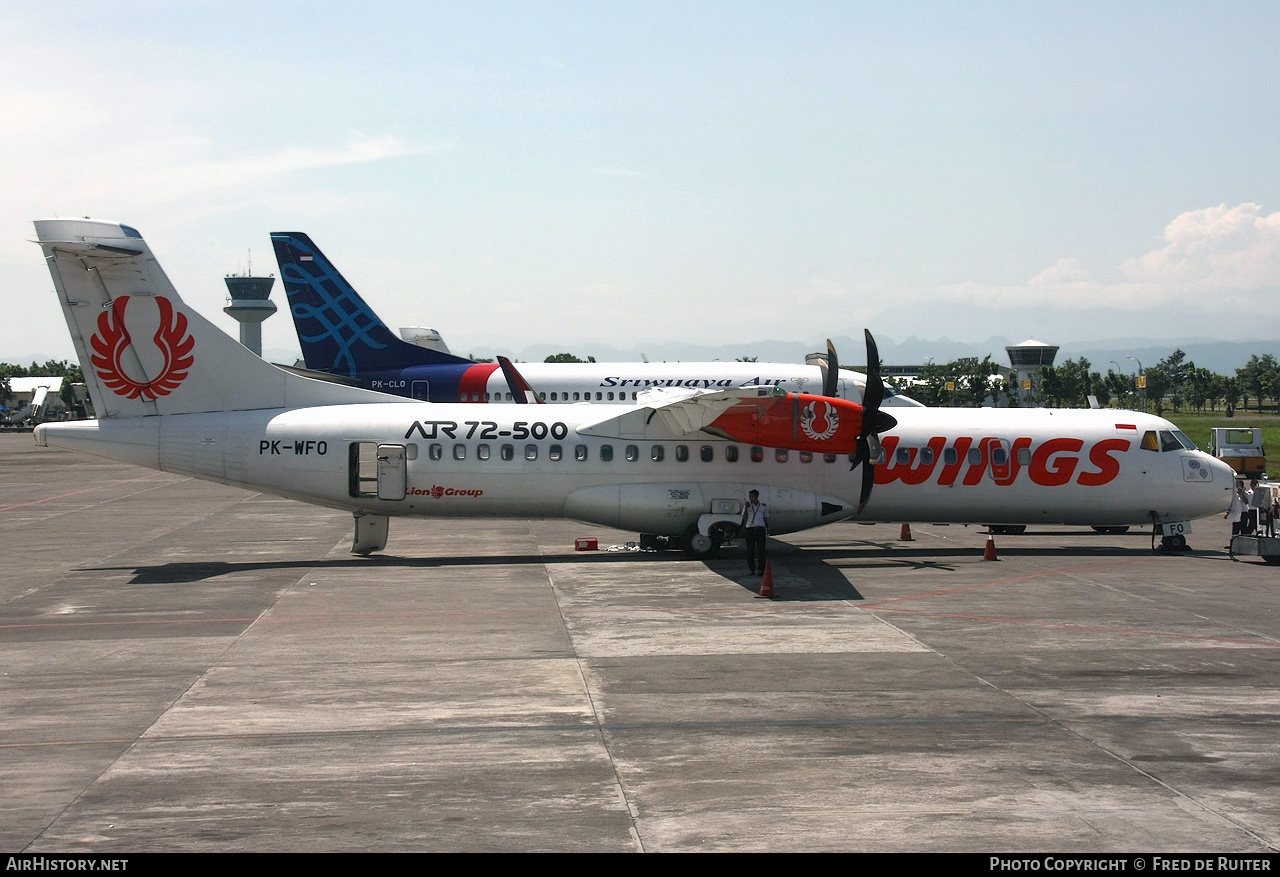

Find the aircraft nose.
[{"left": 1209, "top": 455, "right": 1237, "bottom": 483}]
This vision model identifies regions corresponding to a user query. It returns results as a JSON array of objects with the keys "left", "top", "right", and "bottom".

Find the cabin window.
[
  {"left": 453, "top": 444, "right": 466, "bottom": 460},
  {"left": 549, "top": 444, "right": 562, "bottom": 461},
  {"left": 575, "top": 445, "right": 588, "bottom": 461},
  {"left": 944, "top": 448, "right": 958, "bottom": 466},
  {"left": 429, "top": 444, "right": 443, "bottom": 461},
  {"left": 800, "top": 451, "right": 813, "bottom": 463},
  {"left": 824, "top": 453, "right": 836, "bottom": 463},
  {"left": 550, "top": 392, "right": 558, "bottom": 401},
  {"left": 992, "top": 447, "right": 1007, "bottom": 466},
  {"left": 600, "top": 444, "right": 614, "bottom": 462},
  {"left": 500, "top": 444, "right": 514, "bottom": 461},
  {"left": 1140, "top": 431, "right": 1159, "bottom": 452},
  {"left": 651, "top": 445, "right": 665, "bottom": 462},
  {"left": 626, "top": 445, "right": 639, "bottom": 461},
  {"left": 701, "top": 446, "right": 714, "bottom": 462},
  {"left": 525, "top": 444, "right": 538, "bottom": 460},
  {"left": 896, "top": 447, "right": 910, "bottom": 464},
  {"left": 607, "top": 392, "right": 615, "bottom": 400},
  {"left": 725, "top": 446, "right": 739, "bottom": 462},
  {"left": 751, "top": 446, "right": 764, "bottom": 462},
  {"left": 484, "top": 392, "right": 490, "bottom": 401},
  {"left": 573, "top": 392, "right": 580, "bottom": 401},
  {"left": 538, "top": 392, "right": 546, "bottom": 401},
  {"left": 478, "top": 444, "right": 490, "bottom": 461},
  {"left": 920, "top": 448, "right": 934, "bottom": 465},
  {"left": 1017, "top": 448, "right": 1030, "bottom": 465},
  {"left": 675, "top": 445, "right": 689, "bottom": 462},
  {"left": 596, "top": 392, "right": 603, "bottom": 400},
  {"left": 968, "top": 448, "right": 982, "bottom": 465},
  {"left": 775, "top": 449, "right": 789, "bottom": 463}
]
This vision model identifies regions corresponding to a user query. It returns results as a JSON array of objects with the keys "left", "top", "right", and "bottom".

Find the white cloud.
[
  {"left": 1121, "top": 202, "right": 1280, "bottom": 289},
  {"left": 923, "top": 203, "right": 1280, "bottom": 312}
]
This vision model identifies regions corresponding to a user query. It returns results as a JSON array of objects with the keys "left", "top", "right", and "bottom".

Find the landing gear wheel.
[
  {"left": 1092, "top": 525, "right": 1130, "bottom": 534},
  {"left": 1160, "top": 534, "right": 1188, "bottom": 551},
  {"left": 709, "top": 521, "right": 737, "bottom": 545},
  {"left": 682, "top": 524, "right": 719, "bottom": 560}
]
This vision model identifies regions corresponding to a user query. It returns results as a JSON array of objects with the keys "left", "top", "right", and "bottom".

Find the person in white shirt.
[{"left": 741, "top": 489, "right": 770, "bottom": 575}]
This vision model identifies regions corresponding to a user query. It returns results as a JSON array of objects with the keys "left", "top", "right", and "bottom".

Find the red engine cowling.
[{"left": 707, "top": 393, "right": 864, "bottom": 453}]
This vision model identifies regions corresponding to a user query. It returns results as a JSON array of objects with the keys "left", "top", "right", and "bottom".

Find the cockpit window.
[
  {"left": 1159, "top": 430, "right": 1183, "bottom": 452},
  {"left": 1170, "top": 430, "right": 1198, "bottom": 450},
  {"left": 1140, "top": 431, "right": 1160, "bottom": 452}
]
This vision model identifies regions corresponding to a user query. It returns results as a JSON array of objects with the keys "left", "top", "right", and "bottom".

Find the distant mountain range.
[
  {"left": 14, "top": 335, "right": 1279, "bottom": 379},
  {"left": 456, "top": 335, "right": 1280, "bottom": 376}
]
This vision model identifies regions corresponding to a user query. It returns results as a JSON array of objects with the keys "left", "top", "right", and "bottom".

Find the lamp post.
[{"left": 1127, "top": 355, "right": 1145, "bottom": 412}]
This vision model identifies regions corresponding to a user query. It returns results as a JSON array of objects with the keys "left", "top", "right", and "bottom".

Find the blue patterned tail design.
[{"left": 271, "top": 232, "right": 472, "bottom": 376}]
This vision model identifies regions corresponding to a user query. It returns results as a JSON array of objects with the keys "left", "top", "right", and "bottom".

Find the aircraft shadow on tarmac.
[{"left": 87, "top": 534, "right": 1215, "bottom": 599}]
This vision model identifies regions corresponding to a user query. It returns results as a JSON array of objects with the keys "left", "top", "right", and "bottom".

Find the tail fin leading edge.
[{"left": 270, "top": 232, "right": 473, "bottom": 377}]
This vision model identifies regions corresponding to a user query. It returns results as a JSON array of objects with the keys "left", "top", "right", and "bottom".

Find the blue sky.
[{"left": 3, "top": 1, "right": 1278, "bottom": 363}]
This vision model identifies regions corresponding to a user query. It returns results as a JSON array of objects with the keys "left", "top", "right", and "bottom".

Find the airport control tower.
[
  {"left": 1006, "top": 338, "right": 1058, "bottom": 405},
  {"left": 223, "top": 270, "right": 277, "bottom": 358},
  {"left": 1005, "top": 338, "right": 1059, "bottom": 371}
]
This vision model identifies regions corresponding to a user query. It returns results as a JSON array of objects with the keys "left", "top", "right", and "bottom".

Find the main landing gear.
[{"left": 680, "top": 521, "right": 738, "bottom": 560}]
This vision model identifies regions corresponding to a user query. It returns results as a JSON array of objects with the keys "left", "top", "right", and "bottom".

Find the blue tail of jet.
[{"left": 270, "top": 232, "right": 473, "bottom": 377}]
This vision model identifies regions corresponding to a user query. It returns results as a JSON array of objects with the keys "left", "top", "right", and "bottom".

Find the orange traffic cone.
[
  {"left": 757, "top": 560, "right": 775, "bottom": 599},
  {"left": 899, "top": 523, "right": 914, "bottom": 541},
  {"left": 983, "top": 529, "right": 999, "bottom": 561}
]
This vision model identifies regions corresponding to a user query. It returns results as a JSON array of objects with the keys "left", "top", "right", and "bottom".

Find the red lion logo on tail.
[{"left": 90, "top": 296, "right": 195, "bottom": 400}]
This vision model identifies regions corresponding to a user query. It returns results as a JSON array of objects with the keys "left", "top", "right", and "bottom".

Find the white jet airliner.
[
  {"left": 33, "top": 219, "right": 1233, "bottom": 559},
  {"left": 269, "top": 232, "right": 924, "bottom": 409}
]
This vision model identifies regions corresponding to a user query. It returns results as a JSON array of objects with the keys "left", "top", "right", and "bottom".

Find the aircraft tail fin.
[
  {"left": 270, "top": 232, "right": 474, "bottom": 377},
  {"left": 33, "top": 218, "right": 401, "bottom": 418}
]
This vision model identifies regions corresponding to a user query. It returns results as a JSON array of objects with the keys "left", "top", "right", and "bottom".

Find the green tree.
[
  {"left": 1223, "top": 377, "right": 1241, "bottom": 416},
  {"left": 544, "top": 353, "right": 587, "bottom": 363},
  {"left": 1144, "top": 367, "right": 1171, "bottom": 415}
]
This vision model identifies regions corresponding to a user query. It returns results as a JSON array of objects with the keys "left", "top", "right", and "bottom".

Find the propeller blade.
[
  {"left": 862, "top": 329, "right": 884, "bottom": 413},
  {"left": 497, "top": 356, "right": 544, "bottom": 404},
  {"left": 858, "top": 458, "right": 875, "bottom": 512},
  {"left": 822, "top": 338, "right": 839, "bottom": 397},
  {"left": 851, "top": 330, "right": 894, "bottom": 514}
]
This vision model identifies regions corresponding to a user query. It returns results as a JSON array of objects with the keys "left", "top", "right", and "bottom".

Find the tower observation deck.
[{"left": 223, "top": 273, "right": 277, "bottom": 357}]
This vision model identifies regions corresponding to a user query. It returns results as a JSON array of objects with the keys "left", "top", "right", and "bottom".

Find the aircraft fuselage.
[{"left": 37, "top": 403, "right": 1234, "bottom": 538}]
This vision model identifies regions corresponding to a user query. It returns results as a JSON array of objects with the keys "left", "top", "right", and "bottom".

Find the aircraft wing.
[{"left": 576, "top": 386, "right": 789, "bottom": 441}]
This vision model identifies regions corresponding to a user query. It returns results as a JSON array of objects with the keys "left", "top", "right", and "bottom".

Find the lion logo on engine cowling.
[
  {"left": 800, "top": 399, "right": 839, "bottom": 441},
  {"left": 90, "top": 296, "right": 195, "bottom": 401}
]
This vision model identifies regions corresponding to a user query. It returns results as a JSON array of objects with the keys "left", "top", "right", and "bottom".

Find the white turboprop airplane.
[{"left": 33, "top": 219, "right": 1233, "bottom": 559}]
